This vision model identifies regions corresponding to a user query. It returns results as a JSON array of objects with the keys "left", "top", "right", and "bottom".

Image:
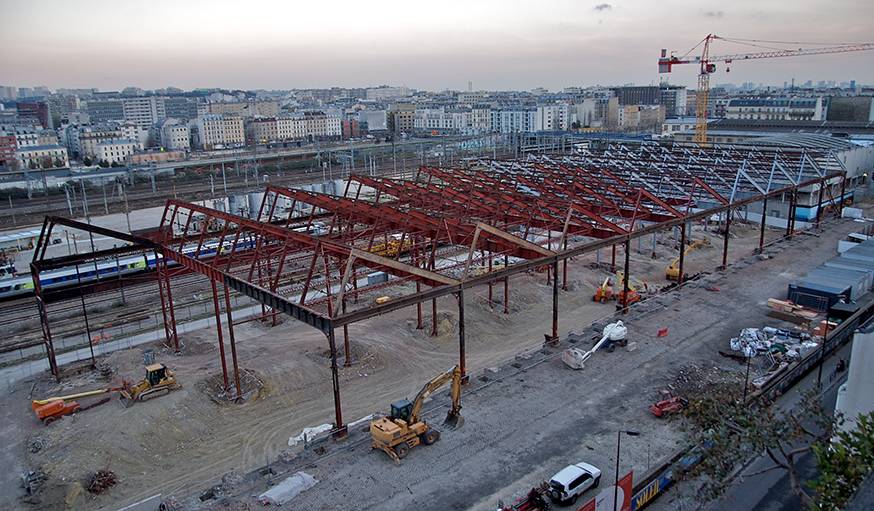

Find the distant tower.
[{"left": 468, "top": 81, "right": 473, "bottom": 92}]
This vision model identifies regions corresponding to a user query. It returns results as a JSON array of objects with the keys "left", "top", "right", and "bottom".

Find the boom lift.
[
  {"left": 592, "top": 276, "right": 614, "bottom": 303},
  {"left": 666, "top": 238, "right": 710, "bottom": 281},
  {"left": 562, "top": 321, "right": 628, "bottom": 369},
  {"left": 31, "top": 387, "right": 121, "bottom": 424},
  {"left": 659, "top": 35, "right": 874, "bottom": 145},
  {"left": 614, "top": 271, "right": 641, "bottom": 308},
  {"left": 370, "top": 365, "right": 463, "bottom": 462}
]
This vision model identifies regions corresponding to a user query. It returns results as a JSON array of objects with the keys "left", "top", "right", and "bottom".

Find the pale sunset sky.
[{"left": 2, "top": 0, "right": 873, "bottom": 91}]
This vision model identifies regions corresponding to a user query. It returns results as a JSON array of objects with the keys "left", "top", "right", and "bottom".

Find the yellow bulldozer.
[
  {"left": 370, "top": 365, "right": 463, "bottom": 462},
  {"left": 120, "top": 363, "right": 181, "bottom": 406}
]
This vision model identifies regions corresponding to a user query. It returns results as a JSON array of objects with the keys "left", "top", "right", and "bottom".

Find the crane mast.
[{"left": 659, "top": 35, "right": 874, "bottom": 146}]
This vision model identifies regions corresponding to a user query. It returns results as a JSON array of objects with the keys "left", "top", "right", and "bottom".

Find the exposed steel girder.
[
  {"left": 159, "top": 199, "right": 457, "bottom": 288},
  {"left": 264, "top": 186, "right": 555, "bottom": 261}
]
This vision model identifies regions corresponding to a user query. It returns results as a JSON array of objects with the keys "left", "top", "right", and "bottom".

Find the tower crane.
[{"left": 659, "top": 35, "right": 874, "bottom": 145}]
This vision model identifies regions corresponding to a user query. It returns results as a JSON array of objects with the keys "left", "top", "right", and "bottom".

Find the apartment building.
[
  {"left": 15, "top": 144, "right": 69, "bottom": 169},
  {"left": 195, "top": 115, "right": 245, "bottom": 150},
  {"left": 159, "top": 119, "right": 191, "bottom": 151},
  {"left": 725, "top": 96, "right": 825, "bottom": 121},
  {"left": 208, "top": 101, "right": 279, "bottom": 118},
  {"left": 96, "top": 139, "right": 142, "bottom": 165}
]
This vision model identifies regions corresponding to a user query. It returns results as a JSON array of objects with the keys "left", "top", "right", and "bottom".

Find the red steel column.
[
  {"left": 503, "top": 254, "right": 510, "bottom": 314},
  {"left": 211, "top": 279, "right": 230, "bottom": 391},
  {"left": 31, "top": 266, "right": 59, "bottom": 379},
  {"left": 721, "top": 209, "right": 731, "bottom": 269},
  {"left": 622, "top": 238, "right": 631, "bottom": 314},
  {"left": 545, "top": 259, "right": 559, "bottom": 343},
  {"left": 611, "top": 244, "right": 616, "bottom": 272},
  {"left": 326, "top": 326, "right": 347, "bottom": 437},
  {"left": 223, "top": 285, "right": 243, "bottom": 400},
  {"left": 758, "top": 198, "right": 768, "bottom": 254}
]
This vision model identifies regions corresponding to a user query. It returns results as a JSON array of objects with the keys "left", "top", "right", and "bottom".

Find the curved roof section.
[{"left": 748, "top": 133, "right": 857, "bottom": 151}]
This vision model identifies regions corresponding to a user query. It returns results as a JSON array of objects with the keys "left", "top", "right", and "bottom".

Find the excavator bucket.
[{"left": 443, "top": 409, "right": 464, "bottom": 430}]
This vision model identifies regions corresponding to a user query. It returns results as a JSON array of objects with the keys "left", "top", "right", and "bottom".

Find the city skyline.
[{"left": 4, "top": 0, "right": 874, "bottom": 91}]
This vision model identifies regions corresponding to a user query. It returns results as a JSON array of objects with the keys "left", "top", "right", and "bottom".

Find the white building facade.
[{"left": 96, "top": 139, "right": 142, "bottom": 165}]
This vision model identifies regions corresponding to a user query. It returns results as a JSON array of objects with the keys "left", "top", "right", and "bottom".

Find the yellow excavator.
[
  {"left": 666, "top": 238, "right": 710, "bottom": 281},
  {"left": 370, "top": 365, "right": 464, "bottom": 463},
  {"left": 120, "top": 363, "right": 181, "bottom": 406}
]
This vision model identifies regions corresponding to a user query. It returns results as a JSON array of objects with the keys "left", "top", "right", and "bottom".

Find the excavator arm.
[{"left": 408, "top": 365, "right": 463, "bottom": 427}]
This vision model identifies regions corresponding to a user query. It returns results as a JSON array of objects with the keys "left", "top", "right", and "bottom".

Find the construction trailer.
[{"left": 28, "top": 141, "right": 848, "bottom": 438}]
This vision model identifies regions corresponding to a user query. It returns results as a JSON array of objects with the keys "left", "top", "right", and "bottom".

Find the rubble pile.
[
  {"left": 666, "top": 365, "right": 743, "bottom": 398},
  {"left": 729, "top": 327, "right": 818, "bottom": 361},
  {"left": 87, "top": 470, "right": 118, "bottom": 494}
]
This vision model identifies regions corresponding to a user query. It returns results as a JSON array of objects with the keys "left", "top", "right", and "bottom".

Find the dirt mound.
[{"left": 197, "top": 368, "right": 267, "bottom": 404}]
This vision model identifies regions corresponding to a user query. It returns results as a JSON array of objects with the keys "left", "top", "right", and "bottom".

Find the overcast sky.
[{"left": 3, "top": 0, "right": 873, "bottom": 91}]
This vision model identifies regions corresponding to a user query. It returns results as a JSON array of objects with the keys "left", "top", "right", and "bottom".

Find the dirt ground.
[{"left": 0, "top": 208, "right": 845, "bottom": 510}]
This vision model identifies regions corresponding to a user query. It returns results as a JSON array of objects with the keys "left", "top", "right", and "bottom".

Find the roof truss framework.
[{"left": 30, "top": 140, "right": 845, "bottom": 435}]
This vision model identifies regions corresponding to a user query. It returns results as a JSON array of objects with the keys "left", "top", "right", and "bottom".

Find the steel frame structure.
[{"left": 30, "top": 141, "right": 846, "bottom": 438}]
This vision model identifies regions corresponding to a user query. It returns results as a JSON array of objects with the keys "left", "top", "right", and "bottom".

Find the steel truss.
[{"left": 31, "top": 141, "right": 846, "bottom": 438}]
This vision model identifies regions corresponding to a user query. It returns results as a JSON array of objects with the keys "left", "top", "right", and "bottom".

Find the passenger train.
[{"left": 0, "top": 237, "right": 259, "bottom": 300}]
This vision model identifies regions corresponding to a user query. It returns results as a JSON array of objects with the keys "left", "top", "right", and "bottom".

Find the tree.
[
  {"left": 812, "top": 412, "right": 874, "bottom": 510},
  {"left": 571, "top": 121, "right": 581, "bottom": 130},
  {"left": 683, "top": 386, "right": 834, "bottom": 508},
  {"left": 82, "top": 156, "right": 92, "bottom": 166},
  {"left": 98, "top": 159, "right": 109, "bottom": 168}
]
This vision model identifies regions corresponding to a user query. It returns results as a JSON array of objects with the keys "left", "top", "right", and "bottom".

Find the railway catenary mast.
[{"left": 659, "top": 35, "right": 874, "bottom": 145}]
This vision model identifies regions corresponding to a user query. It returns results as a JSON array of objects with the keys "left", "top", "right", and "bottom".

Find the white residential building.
[
  {"left": 13, "top": 131, "right": 38, "bottom": 148},
  {"left": 725, "top": 96, "right": 825, "bottom": 121},
  {"left": 491, "top": 109, "right": 536, "bottom": 133},
  {"left": 534, "top": 104, "right": 570, "bottom": 131},
  {"left": 96, "top": 139, "right": 142, "bottom": 165},
  {"left": 160, "top": 120, "right": 191, "bottom": 151},
  {"left": 120, "top": 121, "right": 150, "bottom": 147},
  {"left": 79, "top": 126, "right": 124, "bottom": 159},
  {"left": 15, "top": 144, "right": 69, "bottom": 169},
  {"left": 122, "top": 97, "right": 166, "bottom": 126},
  {"left": 195, "top": 115, "right": 246, "bottom": 150}
]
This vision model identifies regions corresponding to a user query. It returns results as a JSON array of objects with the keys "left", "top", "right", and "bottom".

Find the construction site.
[{"left": 1, "top": 133, "right": 870, "bottom": 510}]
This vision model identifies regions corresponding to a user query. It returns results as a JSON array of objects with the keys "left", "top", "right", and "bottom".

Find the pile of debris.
[
  {"left": 87, "top": 470, "right": 117, "bottom": 494},
  {"left": 728, "top": 327, "right": 818, "bottom": 361},
  {"left": 21, "top": 470, "right": 47, "bottom": 496},
  {"left": 667, "top": 365, "right": 743, "bottom": 397}
]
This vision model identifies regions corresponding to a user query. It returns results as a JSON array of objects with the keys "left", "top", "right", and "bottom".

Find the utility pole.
[
  {"left": 80, "top": 180, "right": 90, "bottom": 223},
  {"left": 221, "top": 161, "right": 228, "bottom": 194},
  {"left": 119, "top": 181, "right": 131, "bottom": 233}
]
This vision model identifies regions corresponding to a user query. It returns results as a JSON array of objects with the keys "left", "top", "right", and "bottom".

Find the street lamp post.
[
  {"left": 614, "top": 430, "right": 640, "bottom": 511},
  {"left": 743, "top": 352, "right": 752, "bottom": 402}
]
